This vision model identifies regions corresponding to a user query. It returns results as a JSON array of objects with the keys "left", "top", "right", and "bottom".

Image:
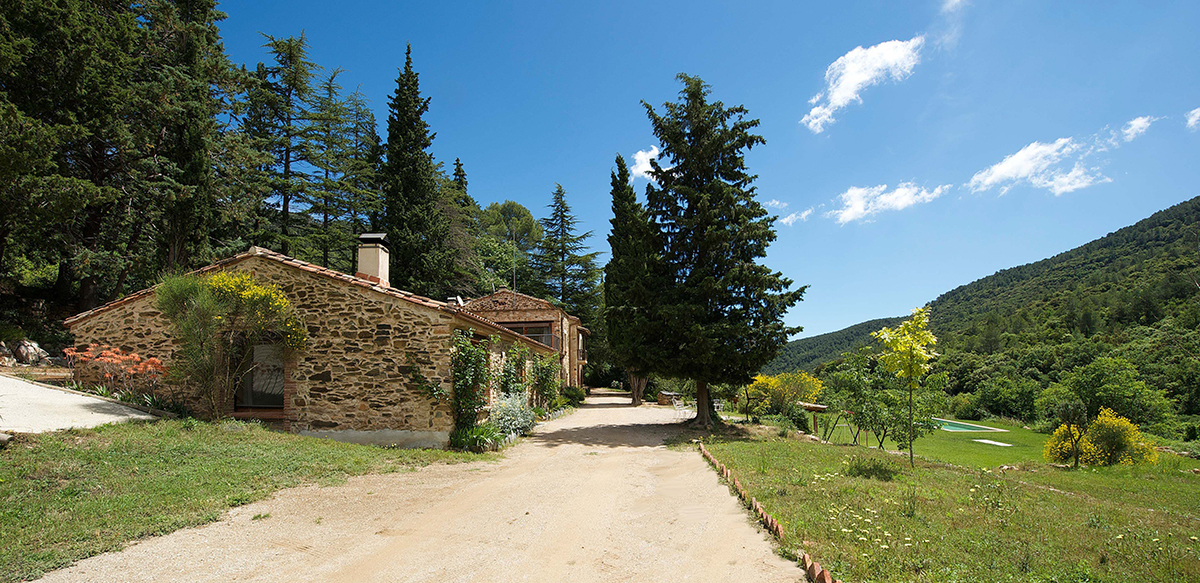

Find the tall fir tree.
[
  {"left": 532, "top": 184, "right": 601, "bottom": 319},
  {"left": 343, "top": 87, "right": 383, "bottom": 240},
  {"left": 255, "top": 32, "right": 319, "bottom": 257},
  {"left": 305, "top": 68, "right": 353, "bottom": 268},
  {"left": 380, "top": 44, "right": 454, "bottom": 296},
  {"left": 452, "top": 158, "right": 468, "bottom": 195},
  {"left": 643, "top": 74, "right": 806, "bottom": 427},
  {"left": 604, "top": 154, "right": 659, "bottom": 405}
]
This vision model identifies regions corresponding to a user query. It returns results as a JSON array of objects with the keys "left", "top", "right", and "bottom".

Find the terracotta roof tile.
[{"left": 62, "top": 246, "right": 554, "bottom": 353}]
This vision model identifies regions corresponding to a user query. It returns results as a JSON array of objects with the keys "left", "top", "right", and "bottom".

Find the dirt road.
[{"left": 39, "top": 393, "right": 802, "bottom": 582}]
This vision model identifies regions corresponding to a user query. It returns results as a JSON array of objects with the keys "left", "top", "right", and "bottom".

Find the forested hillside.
[
  {"left": 762, "top": 316, "right": 903, "bottom": 374},
  {"left": 777, "top": 196, "right": 1200, "bottom": 430}
]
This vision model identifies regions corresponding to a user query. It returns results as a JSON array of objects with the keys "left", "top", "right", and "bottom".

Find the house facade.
[
  {"left": 64, "top": 240, "right": 556, "bottom": 448},
  {"left": 462, "top": 290, "right": 589, "bottom": 388}
]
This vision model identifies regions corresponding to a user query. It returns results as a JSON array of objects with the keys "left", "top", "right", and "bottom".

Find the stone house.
[
  {"left": 462, "top": 290, "right": 589, "bottom": 388},
  {"left": 63, "top": 236, "right": 556, "bottom": 448}
]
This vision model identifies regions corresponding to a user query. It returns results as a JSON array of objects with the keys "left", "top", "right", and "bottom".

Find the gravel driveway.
[{"left": 38, "top": 393, "right": 802, "bottom": 582}]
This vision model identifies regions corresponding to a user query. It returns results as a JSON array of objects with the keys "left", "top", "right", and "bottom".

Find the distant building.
[{"left": 463, "top": 290, "right": 589, "bottom": 388}]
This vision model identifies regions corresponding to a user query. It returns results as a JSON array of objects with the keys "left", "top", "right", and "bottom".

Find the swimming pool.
[{"left": 934, "top": 418, "right": 1008, "bottom": 432}]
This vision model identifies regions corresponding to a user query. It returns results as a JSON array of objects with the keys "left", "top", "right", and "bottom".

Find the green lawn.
[
  {"left": 699, "top": 426, "right": 1200, "bottom": 582},
  {"left": 0, "top": 419, "right": 491, "bottom": 582},
  {"left": 818, "top": 417, "right": 1054, "bottom": 468}
]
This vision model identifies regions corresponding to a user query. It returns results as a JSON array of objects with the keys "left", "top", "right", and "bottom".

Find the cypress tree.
[
  {"left": 532, "top": 184, "right": 601, "bottom": 319},
  {"left": 643, "top": 74, "right": 806, "bottom": 427},
  {"left": 380, "top": 44, "right": 453, "bottom": 296},
  {"left": 604, "top": 154, "right": 659, "bottom": 405},
  {"left": 306, "top": 68, "right": 353, "bottom": 268}
]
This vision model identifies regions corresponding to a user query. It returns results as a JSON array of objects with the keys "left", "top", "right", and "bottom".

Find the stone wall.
[{"left": 68, "top": 255, "right": 458, "bottom": 442}]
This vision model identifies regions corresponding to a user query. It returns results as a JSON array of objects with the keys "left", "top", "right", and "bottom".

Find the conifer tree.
[
  {"left": 380, "top": 44, "right": 454, "bottom": 296},
  {"left": 532, "top": 184, "right": 601, "bottom": 319},
  {"left": 343, "top": 88, "right": 383, "bottom": 240},
  {"left": 642, "top": 74, "right": 806, "bottom": 427},
  {"left": 604, "top": 154, "right": 659, "bottom": 405},
  {"left": 306, "top": 68, "right": 353, "bottom": 268},
  {"left": 453, "top": 158, "right": 468, "bottom": 194},
  {"left": 254, "top": 32, "right": 319, "bottom": 257}
]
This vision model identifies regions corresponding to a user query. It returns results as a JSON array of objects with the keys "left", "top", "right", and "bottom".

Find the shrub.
[
  {"left": 976, "top": 376, "right": 1038, "bottom": 420},
  {"left": 845, "top": 455, "right": 901, "bottom": 481},
  {"left": 562, "top": 385, "right": 586, "bottom": 407},
  {"left": 490, "top": 392, "right": 537, "bottom": 436},
  {"left": 449, "top": 422, "right": 502, "bottom": 452},
  {"left": 1035, "top": 384, "right": 1082, "bottom": 429},
  {"left": 780, "top": 401, "right": 811, "bottom": 433},
  {"left": 497, "top": 344, "right": 529, "bottom": 396},
  {"left": 950, "top": 392, "right": 983, "bottom": 420},
  {"left": 1043, "top": 423, "right": 1095, "bottom": 466},
  {"left": 450, "top": 330, "right": 491, "bottom": 432},
  {"left": 155, "top": 272, "right": 306, "bottom": 419},
  {"left": 1186, "top": 423, "right": 1198, "bottom": 443},
  {"left": 530, "top": 353, "right": 561, "bottom": 408},
  {"left": 1082, "top": 408, "right": 1158, "bottom": 466}
]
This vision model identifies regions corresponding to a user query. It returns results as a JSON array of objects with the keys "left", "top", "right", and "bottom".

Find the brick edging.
[{"left": 698, "top": 442, "right": 841, "bottom": 583}]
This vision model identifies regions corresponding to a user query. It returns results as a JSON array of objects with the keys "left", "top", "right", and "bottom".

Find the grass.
[
  {"left": 695, "top": 425, "right": 1200, "bottom": 582},
  {"left": 0, "top": 419, "right": 492, "bottom": 582}
]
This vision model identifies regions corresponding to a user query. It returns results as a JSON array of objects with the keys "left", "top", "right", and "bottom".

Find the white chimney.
[{"left": 355, "top": 233, "right": 390, "bottom": 287}]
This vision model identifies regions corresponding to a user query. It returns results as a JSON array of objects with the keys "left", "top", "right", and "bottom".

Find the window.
[{"left": 236, "top": 344, "right": 285, "bottom": 409}]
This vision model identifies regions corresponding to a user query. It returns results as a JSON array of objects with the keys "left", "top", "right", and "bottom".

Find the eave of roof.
[{"left": 62, "top": 247, "right": 554, "bottom": 353}]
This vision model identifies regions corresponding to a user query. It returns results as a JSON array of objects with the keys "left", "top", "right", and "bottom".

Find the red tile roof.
[{"left": 63, "top": 247, "right": 554, "bottom": 353}]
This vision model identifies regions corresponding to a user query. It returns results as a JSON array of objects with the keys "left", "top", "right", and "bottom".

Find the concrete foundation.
[{"left": 299, "top": 428, "right": 449, "bottom": 449}]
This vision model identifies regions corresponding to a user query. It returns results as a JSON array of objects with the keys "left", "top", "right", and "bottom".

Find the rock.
[
  {"left": 0, "top": 433, "right": 11, "bottom": 448},
  {"left": 12, "top": 339, "right": 50, "bottom": 366},
  {"left": 47, "top": 356, "right": 68, "bottom": 368},
  {"left": 0, "top": 356, "right": 16, "bottom": 367}
]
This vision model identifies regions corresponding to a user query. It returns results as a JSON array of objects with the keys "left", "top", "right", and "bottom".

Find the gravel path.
[
  {"left": 38, "top": 393, "right": 802, "bottom": 583},
  {"left": 0, "top": 373, "right": 155, "bottom": 434}
]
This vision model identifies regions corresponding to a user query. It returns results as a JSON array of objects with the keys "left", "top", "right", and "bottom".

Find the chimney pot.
[{"left": 355, "top": 233, "right": 390, "bottom": 287}]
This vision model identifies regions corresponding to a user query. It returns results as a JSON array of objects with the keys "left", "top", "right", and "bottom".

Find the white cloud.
[
  {"left": 941, "top": 0, "right": 967, "bottom": 12},
  {"left": 827, "top": 183, "right": 950, "bottom": 224},
  {"left": 630, "top": 146, "right": 659, "bottom": 181},
  {"left": 780, "top": 207, "right": 814, "bottom": 226},
  {"left": 1121, "top": 116, "right": 1161, "bottom": 142},
  {"left": 967, "top": 137, "right": 1110, "bottom": 196},
  {"left": 764, "top": 199, "right": 789, "bottom": 210},
  {"left": 1186, "top": 108, "right": 1200, "bottom": 131},
  {"left": 801, "top": 35, "right": 925, "bottom": 133}
]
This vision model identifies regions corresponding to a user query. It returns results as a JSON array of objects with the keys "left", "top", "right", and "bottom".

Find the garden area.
[{"left": 694, "top": 427, "right": 1200, "bottom": 582}]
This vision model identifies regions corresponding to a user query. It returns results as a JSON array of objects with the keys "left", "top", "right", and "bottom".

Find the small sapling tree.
[{"left": 874, "top": 307, "right": 943, "bottom": 467}]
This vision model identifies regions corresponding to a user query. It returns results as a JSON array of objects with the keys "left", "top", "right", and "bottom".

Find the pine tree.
[
  {"left": 306, "top": 68, "right": 353, "bottom": 268},
  {"left": 479, "top": 201, "right": 542, "bottom": 292},
  {"left": 256, "top": 32, "right": 319, "bottom": 257},
  {"left": 604, "top": 154, "right": 659, "bottom": 405},
  {"left": 343, "top": 88, "right": 383, "bottom": 242},
  {"left": 453, "top": 158, "right": 468, "bottom": 194},
  {"left": 380, "top": 44, "right": 454, "bottom": 296},
  {"left": 532, "top": 184, "right": 601, "bottom": 319},
  {"left": 643, "top": 74, "right": 806, "bottom": 427}
]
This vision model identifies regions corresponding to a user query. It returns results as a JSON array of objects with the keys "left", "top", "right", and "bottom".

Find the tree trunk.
[
  {"left": 628, "top": 372, "right": 646, "bottom": 406},
  {"left": 692, "top": 379, "right": 716, "bottom": 429}
]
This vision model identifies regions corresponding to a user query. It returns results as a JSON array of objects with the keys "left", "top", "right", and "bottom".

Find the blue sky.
[{"left": 217, "top": 0, "right": 1200, "bottom": 338}]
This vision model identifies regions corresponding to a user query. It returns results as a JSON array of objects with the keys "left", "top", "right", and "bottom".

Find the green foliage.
[
  {"left": 975, "top": 375, "right": 1040, "bottom": 420},
  {"left": 561, "top": 385, "right": 586, "bottom": 407},
  {"left": 405, "top": 352, "right": 448, "bottom": 402},
  {"left": 949, "top": 391, "right": 984, "bottom": 420},
  {"left": 497, "top": 344, "right": 529, "bottom": 396},
  {"left": 765, "top": 316, "right": 905, "bottom": 375},
  {"left": 874, "top": 308, "right": 944, "bottom": 465},
  {"left": 640, "top": 74, "right": 806, "bottom": 426},
  {"left": 449, "top": 329, "right": 490, "bottom": 433},
  {"left": 530, "top": 353, "right": 561, "bottom": 408},
  {"left": 1059, "top": 356, "right": 1174, "bottom": 427},
  {"left": 490, "top": 391, "right": 536, "bottom": 436},
  {"left": 155, "top": 271, "right": 306, "bottom": 418},
  {"left": 448, "top": 422, "right": 501, "bottom": 452},
  {"left": 844, "top": 455, "right": 902, "bottom": 482},
  {"left": 379, "top": 44, "right": 454, "bottom": 298},
  {"left": 531, "top": 184, "right": 601, "bottom": 318}
]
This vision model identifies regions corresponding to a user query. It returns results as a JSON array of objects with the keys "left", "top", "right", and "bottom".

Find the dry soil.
[{"left": 38, "top": 393, "right": 803, "bottom": 582}]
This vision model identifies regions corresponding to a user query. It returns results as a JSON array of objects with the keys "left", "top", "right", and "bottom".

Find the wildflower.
[
  {"left": 1152, "top": 538, "right": 1160, "bottom": 543},
  {"left": 1116, "top": 534, "right": 1124, "bottom": 539},
  {"left": 880, "top": 545, "right": 889, "bottom": 549},
  {"left": 1191, "top": 536, "right": 1198, "bottom": 542},
  {"left": 904, "top": 543, "right": 912, "bottom": 547}
]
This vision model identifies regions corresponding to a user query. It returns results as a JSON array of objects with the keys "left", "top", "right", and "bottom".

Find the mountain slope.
[{"left": 763, "top": 316, "right": 903, "bottom": 374}]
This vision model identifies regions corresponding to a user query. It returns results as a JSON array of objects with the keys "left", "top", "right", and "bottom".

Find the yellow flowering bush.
[
  {"left": 741, "top": 371, "right": 823, "bottom": 419},
  {"left": 206, "top": 271, "right": 306, "bottom": 350},
  {"left": 1043, "top": 408, "right": 1157, "bottom": 467},
  {"left": 1082, "top": 407, "right": 1158, "bottom": 466}
]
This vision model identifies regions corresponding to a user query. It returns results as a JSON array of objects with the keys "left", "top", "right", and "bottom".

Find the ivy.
[{"left": 405, "top": 352, "right": 448, "bottom": 402}]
